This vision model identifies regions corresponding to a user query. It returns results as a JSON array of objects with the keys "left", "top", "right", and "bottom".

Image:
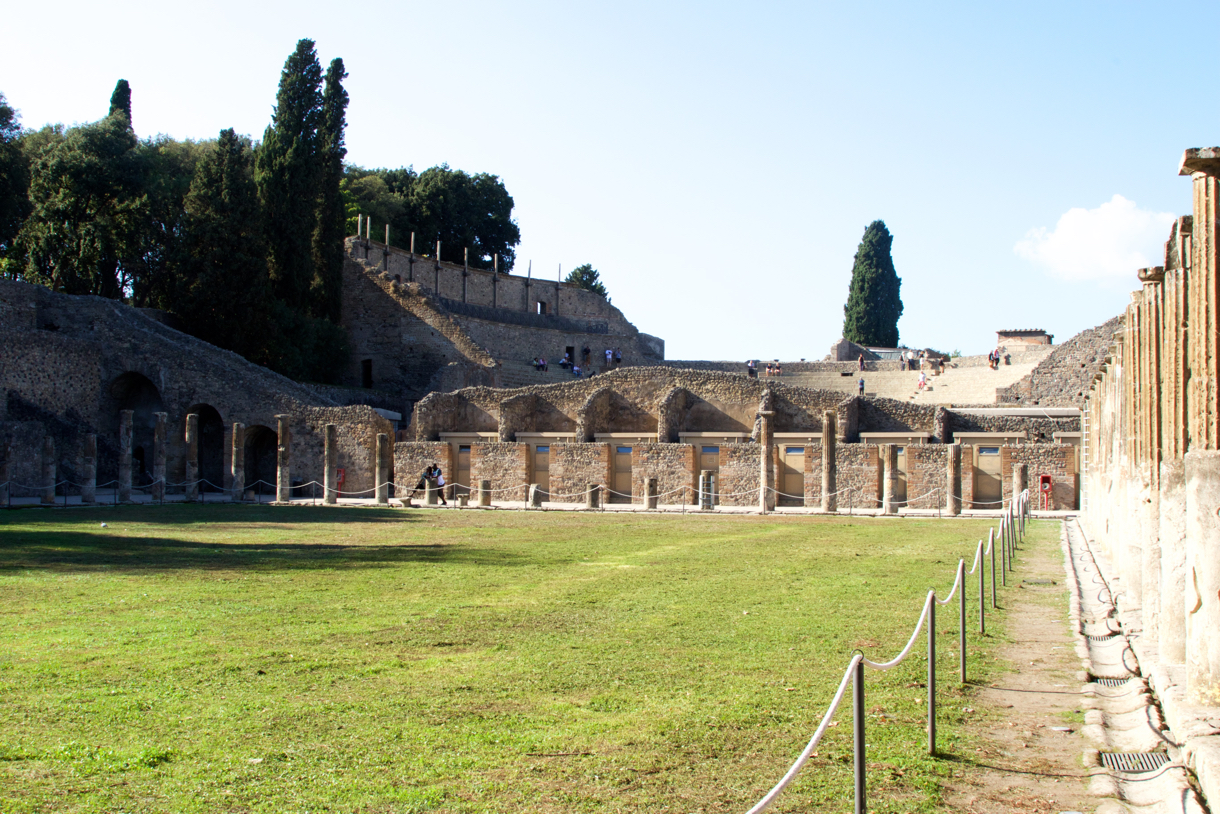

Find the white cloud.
[{"left": 1014, "top": 195, "right": 1176, "bottom": 283}]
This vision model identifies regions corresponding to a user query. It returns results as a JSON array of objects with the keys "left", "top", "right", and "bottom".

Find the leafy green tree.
[
  {"left": 108, "top": 79, "right": 132, "bottom": 124},
  {"left": 169, "top": 128, "right": 272, "bottom": 358},
  {"left": 128, "top": 134, "right": 213, "bottom": 306},
  {"left": 565, "top": 263, "right": 608, "bottom": 299},
  {"left": 0, "top": 92, "right": 30, "bottom": 275},
  {"left": 842, "top": 220, "right": 903, "bottom": 347},
  {"left": 342, "top": 164, "right": 520, "bottom": 271},
  {"left": 256, "top": 38, "right": 323, "bottom": 311},
  {"left": 18, "top": 112, "right": 144, "bottom": 297},
  {"left": 312, "top": 57, "right": 348, "bottom": 323}
]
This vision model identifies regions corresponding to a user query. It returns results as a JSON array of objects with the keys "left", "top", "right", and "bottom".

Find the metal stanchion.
[
  {"left": 853, "top": 658, "right": 866, "bottom": 814},
  {"left": 927, "top": 598, "right": 937, "bottom": 756},
  {"left": 959, "top": 560, "right": 967, "bottom": 684},
  {"left": 989, "top": 528, "right": 996, "bottom": 609},
  {"left": 978, "top": 542, "right": 986, "bottom": 635}
]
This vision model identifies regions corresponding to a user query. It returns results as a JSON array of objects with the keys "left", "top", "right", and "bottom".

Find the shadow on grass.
[{"left": 0, "top": 505, "right": 532, "bottom": 572}]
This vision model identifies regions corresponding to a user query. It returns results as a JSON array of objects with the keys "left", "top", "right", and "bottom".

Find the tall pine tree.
[
  {"left": 842, "top": 220, "right": 903, "bottom": 348},
  {"left": 174, "top": 128, "right": 273, "bottom": 361},
  {"left": 312, "top": 57, "right": 348, "bottom": 323},
  {"left": 256, "top": 39, "right": 323, "bottom": 311},
  {"left": 108, "top": 79, "right": 132, "bottom": 124}
]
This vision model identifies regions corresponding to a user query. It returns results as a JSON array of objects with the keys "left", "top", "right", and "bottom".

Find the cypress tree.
[
  {"left": 175, "top": 128, "right": 274, "bottom": 361},
  {"left": 312, "top": 57, "right": 348, "bottom": 322},
  {"left": 842, "top": 220, "right": 903, "bottom": 348},
  {"left": 256, "top": 39, "right": 323, "bottom": 311},
  {"left": 108, "top": 79, "right": 132, "bottom": 124}
]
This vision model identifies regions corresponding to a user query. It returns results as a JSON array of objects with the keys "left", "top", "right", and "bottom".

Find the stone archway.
[
  {"left": 109, "top": 372, "right": 166, "bottom": 487},
  {"left": 244, "top": 425, "right": 277, "bottom": 496},
  {"left": 185, "top": 404, "right": 225, "bottom": 492}
]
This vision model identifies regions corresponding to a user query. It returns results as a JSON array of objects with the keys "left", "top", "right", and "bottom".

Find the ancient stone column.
[
  {"left": 1012, "top": 462, "right": 1027, "bottom": 503},
  {"left": 231, "top": 423, "right": 245, "bottom": 500},
  {"left": 758, "top": 411, "right": 774, "bottom": 514},
  {"left": 881, "top": 443, "right": 899, "bottom": 515},
  {"left": 478, "top": 479, "right": 491, "bottom": 507},
  {"left": 41, "top": 436, "right": 56, "bottom": 505},
  {"left": 375, "top": 432, "right": 390, "bottom": 505},
  {"left": 645, "top": 477, "right": 658, "bottom": 510},
  {"left": 184, "top": 413, "right": 200, "bottom": 502},
  {"left": 821, "top": 410, "right": 837, "bottom": 513},
  {"left": 152, "top": 412, "right": 167, "bottom": 502},
  {"left": 946, "top": 443, "right": 961, "bottom": 516},
  {"left": 1185, "top": 450, "right": 1220, "bottom": 704},
  {"left": 586, "top": 483, "right": 600, "bottom": 510},
  {"left": 276, "top": 415, "right": 291, "bottom": 503},
  {"left": 323, "top": 424, "right": 338, "bottom": 505},
  {"left": 425, "top": 480, "right": 438, "bottom": 505},
  {"left": 80, "top": 434, "right": 97, "bottom": 504},
  {"left": 528, "top": 484, "right": 542, "bottom": 508},
  {"left": 118, "top": 409, "right": 134, "bottom": 502},
  {"left": 1158, "top": 460, "right": 1187, "bottom": 664}
]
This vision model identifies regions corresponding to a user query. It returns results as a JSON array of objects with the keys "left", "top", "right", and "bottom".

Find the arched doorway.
[
  {"left": 244, "top": 425, "right": 277, "bottom": 497},
  {"left": 185, "top": 404, "right": 225, "bottom": 492},
  {"left": 109, "top": 372, "right": 167, "bottom": 488}
]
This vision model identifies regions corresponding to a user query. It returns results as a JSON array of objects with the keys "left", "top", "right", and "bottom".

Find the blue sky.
[{"left": 3, "top": 1, "right": 1216, "bottom": 359}]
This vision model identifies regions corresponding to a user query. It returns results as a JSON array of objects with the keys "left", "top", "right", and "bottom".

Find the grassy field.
[{"left": 0, "top": 506, "right": 1049, "bottom": 813}]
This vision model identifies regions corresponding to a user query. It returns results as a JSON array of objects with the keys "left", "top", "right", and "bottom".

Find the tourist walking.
[{"left": 858, "top": 353, "right": 865, "bottom": 371}]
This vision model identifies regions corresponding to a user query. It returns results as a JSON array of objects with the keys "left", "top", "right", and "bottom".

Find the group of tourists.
[
  {"left": 745, "top": 360, "right": 783, "bottom": 378},
  {"left": 411, "top": 463, "right": 447, "bottom": 505},
  {"left": 987, "top": 348, "right": 1005, "bottom": 369},
  {"left": 539, "top": 347, "right": 623, "bottom": 377},
  {"left": 531, "top": 357, "right": 548, "bottom": 372}
]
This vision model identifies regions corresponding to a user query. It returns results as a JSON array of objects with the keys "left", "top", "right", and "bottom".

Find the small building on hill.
[{"left": 996, "top": 329, "right": 1052, "bottom": 347}]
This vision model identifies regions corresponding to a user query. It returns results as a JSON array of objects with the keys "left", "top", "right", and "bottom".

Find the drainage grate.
[
  {"left": 1086, "top": 632, "right": 1121, "bottom": 642},
  {"left": 1092, "top": 677, "right": 1131, "bottom": 687},
  {"left": 1099, "top": 752, "right": 1169, "bottom": 773}
]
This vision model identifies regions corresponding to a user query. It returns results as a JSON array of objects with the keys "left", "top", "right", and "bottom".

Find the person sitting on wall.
[
  {"left": 573, "top": 364, "right": 582, "bottom": 378},
  {"left": 747, "top": 359, "right": 757, "bottom": 378},
  {"left": 540, "top": 357, "right": 547, "bottom": 372},
  {"left": 560, "top": 353, "right": 572, "bottom": 369},
  {"left": 532, "top": 357, "right": 542, "bottom": 371},
  {"left": 776, "top": 363, "right": 783, "bottom": 376}
]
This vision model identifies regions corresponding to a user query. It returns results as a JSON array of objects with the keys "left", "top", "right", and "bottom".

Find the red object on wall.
[
  {"left": 336, "top": 467, "right": 346, "bottom": 492},
  {"left": 1039, "top": 474, "right": 1052, "bottom": 509}
]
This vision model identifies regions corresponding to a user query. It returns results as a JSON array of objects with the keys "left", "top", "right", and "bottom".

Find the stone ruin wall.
[
  {"left": 0, "top": 278, "right": 390, "bottom": 498},
  {"left": 1081, "top": 145, "right": 1220, "bottom": 782},
  {"left": 998, "top": 316, "right": 1124, "bottom": 407}
]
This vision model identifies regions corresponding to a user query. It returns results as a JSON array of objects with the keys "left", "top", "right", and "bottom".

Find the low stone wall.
[
  {"left": 631, "top": 443, "right": 697, "bottom": 505},
  {"left": 471, "top": 442, "right": 528, "bottom": 502},
  {"left": 1003, "top": 444, "right": 1076, "bottom": 509},
  {"left": 718, "top": 444, "right": 762, "bottom": 507},
  {"left": 838, "top": 444, "right": 881, "bottom": 508},
  {"left": 394, "top": 442, "right": 452, "bottom": 497},
  {"left": 548, "top": 443, "right": 610, "bottom": 501},
  {"left": 905, "top": 445, "right": 948, "bottom": 509}
]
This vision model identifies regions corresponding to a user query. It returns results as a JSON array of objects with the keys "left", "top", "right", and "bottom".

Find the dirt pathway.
[{"left": 944, "top": 519, "right": 1096, "bottom": 813}]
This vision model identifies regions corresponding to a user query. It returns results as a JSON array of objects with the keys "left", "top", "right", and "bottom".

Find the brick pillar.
[
  {"left": 821, "top": 410, "right": 837, "bottom": 513},
  {"left": 375, "top": 432, "right": 390, "bottom": 504},
  {"left": 324, "top": 424, "right": 338, "bottom": 505},
  {"left": 758, "top": 411, "right": 774, "bottom": 513},
  {"left": 882, "top": 444, "right": 898, "bottom": 515},
  {"left": 1160, "top": 459, "right": 1188, "bottom": 664},
  {"left": 276, "top": 415, "right": 291, "bottom": 503},
  {"left": 152, "top": 412, "right": 167, "bottom": 502},
  {"left": 586, "top": 483, "right": 600, "bottom": 509},
  {"left": 0, "top": 445, "right": 9, "bottom": 508},
  {"left": 1185, "top": 450, "right": 1220, "bottom": 704},
  {"left": 645, "top": 477, "right": 658, "bottom": 510},
  {"left": 41, "top": 435, "right": 55, "bottom": 504},
  {"left": 184, "top": 413, "right": 200, "bottom": 502},
  {"left": 118, "top": 409, "right": 133, "bottom": 502},
  {"left": 1012, "top": 462, "right": 1027, "bottom": 502},
  {"left": 230, "top": 423, "right": 245, "bottom": 500},
  {"left": 80, "top": 434, "right": 97, "bottom": 504},
  {"left": 946, "top": 443, "right": 961, "bottom": 516}
]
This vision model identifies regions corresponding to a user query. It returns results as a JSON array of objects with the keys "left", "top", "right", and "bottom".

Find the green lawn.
[{"left": 0, "top": 506, "right": 1048, "bottom": 813}]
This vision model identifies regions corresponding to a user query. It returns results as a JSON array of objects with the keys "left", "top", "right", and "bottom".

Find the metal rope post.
[
  {"left": 1000, "top": 520, "right": 1007, "bottom": 587},
  {"left": 958, "top": 559, "right": 967, "bottom": 684},
  {"left": 854, "top": 658, "right": 866, "bottom": 814},
  {"left": 927, "top": 597, "right": 937, "bottom": 756},
  {"left": 989, "top": 528, "right": 996, "bottom": 608},
  {"left": 978, "top": 542, "right": 986, "bottom": 634}
]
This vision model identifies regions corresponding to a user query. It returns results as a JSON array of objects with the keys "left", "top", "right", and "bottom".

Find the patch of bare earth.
[{"left": 944, "top": 520, "right": 1095, "bottom": 814}]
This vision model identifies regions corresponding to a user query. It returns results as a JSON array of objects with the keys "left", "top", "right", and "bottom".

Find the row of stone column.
[{"left": 1081, "top": 148, "right": 1220, "bottom": 705}]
